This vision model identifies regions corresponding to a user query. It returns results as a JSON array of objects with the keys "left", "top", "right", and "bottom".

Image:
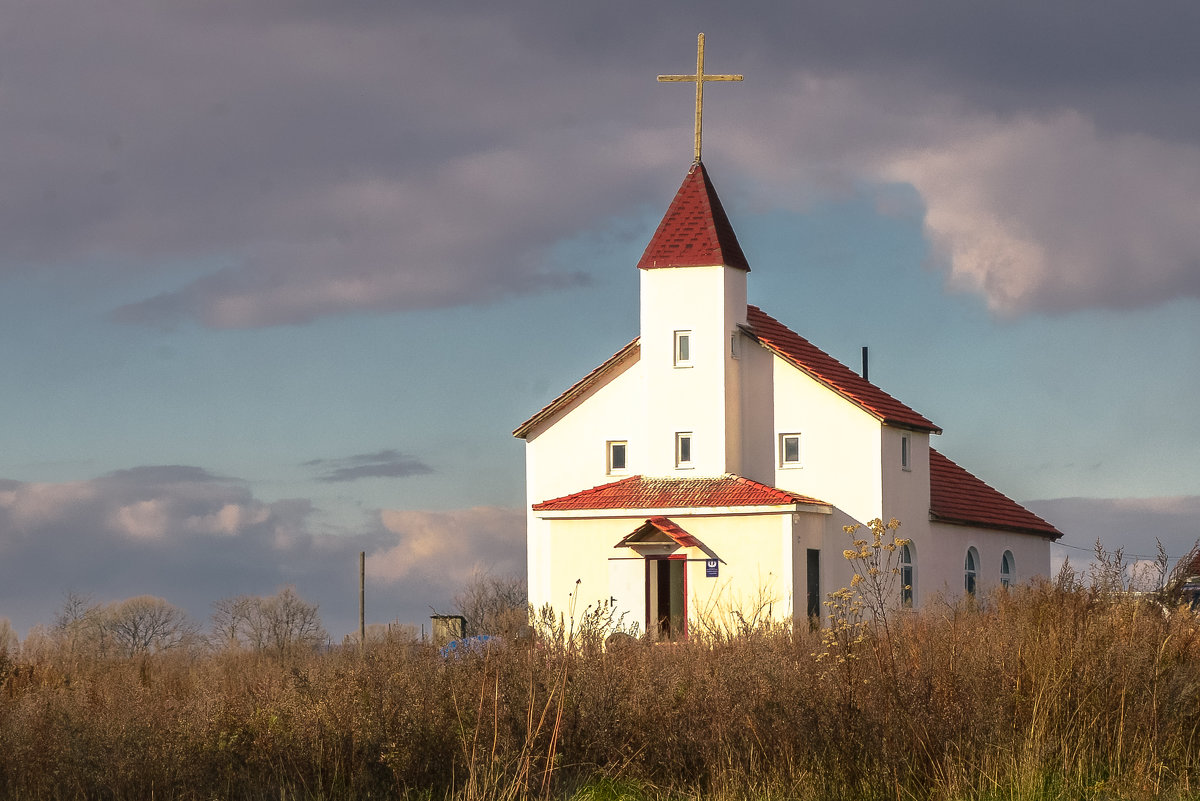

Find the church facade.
[{"left": 514, "top": 161, "right": 1060, "bottom": 638}]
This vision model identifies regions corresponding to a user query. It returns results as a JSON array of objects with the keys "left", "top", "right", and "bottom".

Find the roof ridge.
[{"left": 744, "top": 305, "right": 940, "bottom": 433}]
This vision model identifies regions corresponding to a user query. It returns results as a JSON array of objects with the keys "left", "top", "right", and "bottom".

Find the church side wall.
[
  {"left": 924, "top": 522, "right": 1053, "bottom": 600},
  {"left": 769, "top": 356, "right": 884, "bottom": 525},
  {"left": 737, "top": 331, "right": 776, "bottom": 485},
  {"left": 790, "top": 511, "right": 832, "bottom": 623},
  {"left": 880, "top": 427, "right": 933, "bottom": 605}
]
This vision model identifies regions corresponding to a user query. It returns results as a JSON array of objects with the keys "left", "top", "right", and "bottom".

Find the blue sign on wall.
[{"left": 705, "top": 559, "right": 719, "bottom": 578}]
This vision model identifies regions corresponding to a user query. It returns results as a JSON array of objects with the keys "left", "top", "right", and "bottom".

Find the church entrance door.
[{"left": 646, "top": 555, "right": 687, "bottom": 639}]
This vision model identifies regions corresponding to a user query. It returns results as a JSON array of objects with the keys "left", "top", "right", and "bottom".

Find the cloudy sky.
[{"left": 2, "top": 2, "right": 1198, "bottom": 638}]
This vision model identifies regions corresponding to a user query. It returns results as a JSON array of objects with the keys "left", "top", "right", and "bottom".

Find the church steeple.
[{"left": 636, "top": 162, "right": 750, "bottom": 272}]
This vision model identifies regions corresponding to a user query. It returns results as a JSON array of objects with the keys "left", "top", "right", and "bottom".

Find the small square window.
[
  {"left": 675, "top": 432, "right": 693, "bottom": 468},
  {"left": 673, "top": 331, "right": 692, "bottom": 367},
  {"left": 901, "top": 434, "right": 911, "bottom": 471},
  {"left": 607, "top": 441, "right": 628, "bottom": 474},
  {"left": 779, "top": 433, "right": 802, "bottom": 467}
]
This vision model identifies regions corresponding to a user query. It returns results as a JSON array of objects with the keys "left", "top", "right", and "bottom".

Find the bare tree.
[
  {"left": 210, "top": 586, "right": 326, "bottom": 656},
  {"left": 0, "top": 617, "right": 17, "bottom": 656},
  {"left": 102, "top": 596, "right": 198, "bottom": 657},
  {"left": 53, "top": 591, "right": 105, "bottom": 656},
  {"left": 453, "top": 570, "right": 528, "bottom": 637},
  {"left": 255, "top": 586, "right": 326, "bottom": 656},
  {"left": 209, "top": 594, "right": 254, "bottom": 650}
]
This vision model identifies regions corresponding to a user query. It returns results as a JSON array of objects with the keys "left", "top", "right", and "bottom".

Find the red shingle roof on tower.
[
  {"left": 637, "top": 162, "right": 750, "bottom": 272},
  {"left": 532, "top": 474, "right": 828, "bottom": 512},
  {"left": 744, "top": 305, "right": 941, "bottom": 433},
  {"left": 929, "top": 449, "right": 1061, "bottom": 538}
]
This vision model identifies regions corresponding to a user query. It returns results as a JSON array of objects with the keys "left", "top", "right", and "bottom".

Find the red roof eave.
[
  {"left": 513, "top": 339, "right": 640, "bottom": 440},
  {"left": 532, "top": 474, "right": 828, "bottom": 512},
  {"left": 928, "top": 449, "right": 1061, "bottom": 540},
  {"left": 742, "top": 307, "right": 941, "bottom": 433}
]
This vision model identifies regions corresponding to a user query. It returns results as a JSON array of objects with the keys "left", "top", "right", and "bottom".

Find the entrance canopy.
[{"left": 615, "top": 516, "right": 722, "bottom": 563}]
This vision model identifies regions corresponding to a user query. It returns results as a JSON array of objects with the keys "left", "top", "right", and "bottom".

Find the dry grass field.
[{"left": 2, "top": 566, "right": 1200, "bottom": 800}]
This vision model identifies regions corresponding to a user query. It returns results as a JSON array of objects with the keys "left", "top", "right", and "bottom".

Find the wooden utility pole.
[{"left": 359, "top": 551, "right": 366, "bottom": 654}]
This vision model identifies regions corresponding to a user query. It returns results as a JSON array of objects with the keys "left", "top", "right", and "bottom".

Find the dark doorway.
[
  {"left": 646, "top": 556, "right": 686, "bottom": 639},
  {"left": 806, "top": 549, "right": 821, "bottom": 624}
]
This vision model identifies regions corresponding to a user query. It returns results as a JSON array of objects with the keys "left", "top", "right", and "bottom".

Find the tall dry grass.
[{"left": 2, "top": 579, "right": 1200, "bottom": 800}]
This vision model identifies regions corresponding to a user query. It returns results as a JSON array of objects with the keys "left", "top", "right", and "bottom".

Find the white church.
[{"left": 513, "top": 42, "right": 1060, "bottom": 638}]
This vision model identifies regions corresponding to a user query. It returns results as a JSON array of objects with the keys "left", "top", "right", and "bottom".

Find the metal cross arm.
[{"left": 658, "top": 32, "right": 743, "bottom": 163}]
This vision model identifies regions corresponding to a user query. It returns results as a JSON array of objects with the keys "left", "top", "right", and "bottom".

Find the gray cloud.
[
  {"left": 0, "top": 465, "right": 523, "bottom": 638},
  {"left": 1028, "top": 496, "right": 1200, "bottom": 572},
  {"left": 1, "top": 2, "right": 1199, "bottom": 326},
  {"left": 305, "top": 450, "right": 433, "bottom": 483}
]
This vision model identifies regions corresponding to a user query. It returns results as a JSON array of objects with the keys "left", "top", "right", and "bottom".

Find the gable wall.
[
  {"left": 768, "top": 354, "right": 884, "bottom": 525},
  {"left": 524, "top": 357, "right": 645, "bottom": 610}
]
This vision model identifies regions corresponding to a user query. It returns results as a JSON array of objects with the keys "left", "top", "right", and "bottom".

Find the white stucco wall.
[
  {"left": 923, "top": 522, "right": 1053, "bottom": 600},
  {"left": 736, "top": 330, "right": 776, "bottom": 485},
  {"left": 538, "top": 510, "right": 818, "bottom": 635},
  {"left": 523, "top": 354, "right": 644, "bottom": 611},
  {"left": 640, "top": 265, "right": 746, "bottom": 477},
  {"left": 769, "top": 354, "right": 884, "bottom": 526}
]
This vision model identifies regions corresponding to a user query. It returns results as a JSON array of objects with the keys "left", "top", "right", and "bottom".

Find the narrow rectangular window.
[
  {"left": 607, "top": 441, "right": 627, "bottom": 474},
  {"left": 779, "top": 433, "right": 801, "bottom": 467},
  {"left": 806, "top": 549, "right": 821, "bottom": 625},
  {"left": 675, "top": 432, "right": 692, "bottom": 468},
  {"left": 901, "top": 434, "right": 911, "bottom": 471},
  {"left": 730, "top": 331, "right": 740, "bottom": 359},
  {"left": 673, "top": 331, "right": 692, "bottom": 367}
]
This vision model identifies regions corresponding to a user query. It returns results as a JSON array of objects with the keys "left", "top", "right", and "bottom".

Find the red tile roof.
[
  {"left": 615, "top": 516, "right": 703, "bottom": 548},
  {"left": 637, "top": 162, "right": 750, "bottom": 272},
  {"left": 929, "top": 449, "right": 1061, "bottom": 539},
  {"left": 745, "top": 305, "right": 941, "bottom": 433},
  {"left": 533, "top": 474, "right": 828, "bottom": 512},
  {"left": 513, "top": 339, "right": 640, "bottom": 439}
]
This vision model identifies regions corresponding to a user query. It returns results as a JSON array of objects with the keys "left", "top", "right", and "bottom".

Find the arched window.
[
  {"left": 964, "top": 547, "right": 979, "bottom": 596},
  {"left": 1000, "top": 551, "right": 1015, "bottom": 588},
  {"left": 899, "top": 543, "right": 914, "bottom": 607}
]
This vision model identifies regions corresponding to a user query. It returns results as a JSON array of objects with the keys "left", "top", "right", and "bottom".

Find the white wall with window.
[
  {"left": 921, "top": 523, "right": 1051, "bottom": 601},
  {"left": 899, "top": 541, "right": 915, "bottom": 607},
  {"left": 607, "top": 440, "right": 628, "bottom": 474},
  {"left": 769, "top": 355, "right": 884, "bottom": 525},
  {"left": 640, "top": 265, "right": 746, "bottom": 477},
  {"left": 778, "top": 433, "right": 802, "bottom": 467},
  {"left": 673, "top": 330, "right": 692, "bottom": 367},
  {"left": 675, "top": 432, "right": 693, "bottom": 468}
]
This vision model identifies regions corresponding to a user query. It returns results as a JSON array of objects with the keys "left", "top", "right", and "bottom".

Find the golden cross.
[{"left": 658, "top": 33, "right": 743, "bottom": 163}]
